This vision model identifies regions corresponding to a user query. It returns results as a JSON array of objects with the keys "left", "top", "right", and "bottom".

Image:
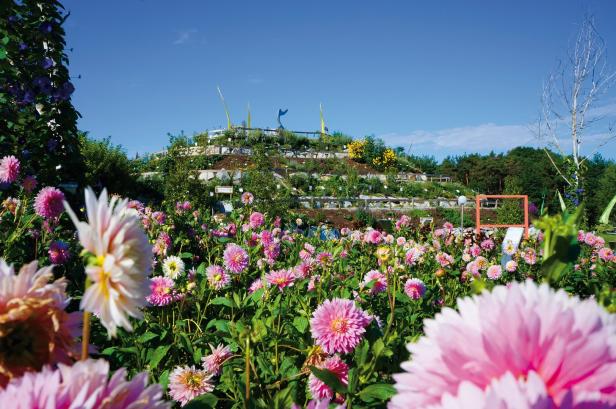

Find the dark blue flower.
[
  {"left": 22, "top": 149, "right": 31, "bottom": 159},
  {"left": 19, "top": 43, "right": 28, "bottom": 51},
  {"left": 33, "top": 76, "right": 53, "bottom": 94},
  {"left": 21, "top": 89, "right": 35, "bottom": 104},
  {"left": 47, "top": 138, "right": 58, "bottom": 151},
  {"left": 39, "top": 22, "right": 53, "bottom": 34},
  {"left": 41, "top": 57, "right": 54, "bottom": 69}
]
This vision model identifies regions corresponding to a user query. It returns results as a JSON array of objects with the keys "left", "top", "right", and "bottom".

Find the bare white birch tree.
[{"left": 538, "top": 15, "right": 616, "bottom": 190}]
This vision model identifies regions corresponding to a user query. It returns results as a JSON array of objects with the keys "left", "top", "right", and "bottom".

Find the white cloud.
[
  {"left": 173, "top": 29, "right": 197, "bottom": 45},
  {"left": 380, "top": 123, "right": 537, "bottom": 156}
]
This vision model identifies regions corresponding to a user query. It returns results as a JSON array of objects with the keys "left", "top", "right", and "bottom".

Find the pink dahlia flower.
[
  {"left": 168, "top": 365, "right": 213, "bottom": 407},
  {"left": 363, "top": 270, "right": 387, "bottom": 294},
  {"left": 308, "top": 355, "right": 348, "bottom": 402},
  {"left": 405, "top": 248, "right": 422, "bottom": 266},
  {"left": 404, "top": 278, "right": 426, "bottom": 300},
  {"left": 598, "top": 247, "right": 614, "bottom": 263},
  {"left": 365, "top": 229, "right": 382, "bottom": 244},
  {"left": 523, "top": 248, "right": 537, "bottom": 265},
  {"left": 265, "top": 269, "right": 296, "bottom": 291},
  {"left": 241, "top": 191, "right": 254, "bottom": 205},
  {"left": 505, "top": 260, "right": 518, "bottom": 272},
  {"left": 0, "top": 358, "right": 168, "bottom": 409},
  {"left": 248, "top": 278, "right": 264, "bottom": 294},
  {"left": 146, "top": 276, "right": 175, "bottom": 306},
  {"left": 206, "top": 265, "right": 230, "bottom": 290},
  {"left": 0, "top": 155, "right": 20, "bottom": 183},
  {"left": 48, "top": 240, "right": 71, "bottom": 264},
  {"left": 435, "top": 252, "right": 454, "bottom": 268},
  {"left": 486, "top": 264, "right": 502, "bottom": 280},
  {"left": 480, "top": 239, "right": 495, "bottom": 250},
  {"left": 201, "top": 344, "right": 232, "bottom": 375},
  {"left": 427, "top": 371, "right": 561, "bottom": 409},
  {"left": 316, "top": 252, "right": 333, "bottom": 266},
  {"left": 310, "top": 298, "right": 371, "bottom": 354},
  {"left": 249, "top": 211, "right": 265, "bottom": 228},
  {"left": 223, "top": 244, "right": 249, "bottom": 274},
  {"left": 389, "top": 280, "right": 616, "bottom": 408},
  {"left": 34, "top": 187, "right": 65, "bottom": 219}
]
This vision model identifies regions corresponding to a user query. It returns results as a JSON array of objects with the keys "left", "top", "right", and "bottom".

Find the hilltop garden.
[{"left": 1, "top": 1, "right": 616, "bottom": 408}]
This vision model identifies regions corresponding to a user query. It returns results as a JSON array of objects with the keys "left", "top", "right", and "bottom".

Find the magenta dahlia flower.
[
  {"left": 48, "top": 240, "right": 71, "bottom": 264},
  {"left": 308, "top": 355, "right": 349, "bottom": 402},
  {"left": 310, "top": 298, "right": 371, "bottom": 354},
  {"left": 34, "top": 187, "right": 65, "bottom": 219},
  {"left": 146, "top": 276, "right": 176, "bottom": 306},
  {"left": 249, "top": 211, "right": 265, "bottom": 229},
  {"left": 169, "top": 366, "right": 213, "bottom": 407},
  {"left": 363, "top": 270, "right": 387, "bottom": 294},
  {"left": 389, "top": 280, "right": 616, "bottom": 408},
  {"left": 404, "top": 278, "right": 426, "bottom": 300},
  {"left": 265, "top": 269, "right": 296, "bottom": 291},
  {"left": 0, "top": 155, "right": 20, "bottom": 183},
  {"left": 201, "top": 344, "right": 232, "bottom": 375},
  {"left": 0, "top": 359, "right": 168, "bottom": 409},
  {"left": 223, "top": 244, "right": 249, "bottom": 273},
  {"left": 206, "top": 265, "right": 230, "bottom": 290}
]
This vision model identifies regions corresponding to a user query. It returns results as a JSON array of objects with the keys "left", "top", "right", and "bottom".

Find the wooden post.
[
  {"left": 524, "top": 195, "right": 529, "bottom": 239},
  {"left": 475, "top": 195, "right": 481, "bottom": 236}
]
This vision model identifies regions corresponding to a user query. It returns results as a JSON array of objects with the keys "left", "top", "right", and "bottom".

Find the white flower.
[
  {"left": 65, "top": 188, "right": 152, "bottom": 337},
  {"left": 163, "top": 256, "right": 185, "bottom": 279}
]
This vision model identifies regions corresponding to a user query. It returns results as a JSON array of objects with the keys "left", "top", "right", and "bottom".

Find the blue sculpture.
[{"left": 277, "top": 108, "right": 288, "bottom": 129}]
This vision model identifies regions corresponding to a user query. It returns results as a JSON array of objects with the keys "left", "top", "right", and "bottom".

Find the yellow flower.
[
  {"left": 375, "top": 246, "right": 391, "bottom": 262},
  {"left": 347, "top": 140, "right": 367, "bottom": 160}
]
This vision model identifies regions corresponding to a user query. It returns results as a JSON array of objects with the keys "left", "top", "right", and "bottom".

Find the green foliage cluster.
[{"left": 0, "top": 0, "right": 84, "bottom": 187}]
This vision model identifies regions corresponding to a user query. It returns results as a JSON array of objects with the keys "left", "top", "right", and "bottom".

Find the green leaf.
[
  {"left": 599, "top": 194, "right": 616, "bottom": 225},
  {"left": 183, "top": 393, "right": 219, "bottom": 408},
  {"left": 211, "top": 296, "right": 234, "bottom": 308},
  {"left": 308, "top": 366, "right": 347, "bottom": 394},
  {"left": 556, "top": 190, "right": 567, "bottom": 212},
  {"left": 1, "top": 36, "right": 8, "bottom": 45},
  {"left": 354, "top": 340, "right": 369, "bottom": 367},
  {"left": 206, "top": 319, "right": 229, "bottom": 333},
  {"left": 149, "top": 345, "right": 171, "bottom": 369},
  {"left": 158, "top": 369, "right": 170, "bottom": 391},
  {"left": 100, "top": 347, "right": 117, "bottom": 356},
  {"left": 292, "top": 316, "right": 309, "bottom": 333},
  {"left": 358, "top": 383, "right": 396, "bottom": 402},
  {"left": 372, "top": 338, "right": 385, "bottom": 357},
  {"left": 180, "top": 252, "right": 193, "bottom": 259},
  {"left": 139, "top": 331, "right": 158, "bottom": 343},
  {"left": 0, "top": 48, "right": 6, "bottom": 60}
]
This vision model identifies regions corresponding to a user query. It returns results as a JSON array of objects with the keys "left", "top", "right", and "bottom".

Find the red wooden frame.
[{"left": 475, "top": 194, "right": 529, "bottom": 239}]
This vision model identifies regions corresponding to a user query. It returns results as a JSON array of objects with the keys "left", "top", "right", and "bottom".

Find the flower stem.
[
  {"left": 244, "top": 337, "right": 251, "bottom": 406},
  {"left": 81, "top": 311, "right": 91, "bottom": 360},
  {"left": 81, "top": 277, "right": 92, "bottom": 360}
]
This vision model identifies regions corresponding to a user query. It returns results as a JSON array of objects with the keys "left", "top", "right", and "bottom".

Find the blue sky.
[{"left": 62, "top": 0, "right": 616, "bottom": 160}]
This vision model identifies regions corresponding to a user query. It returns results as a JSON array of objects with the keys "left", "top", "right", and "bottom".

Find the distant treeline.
[{"left": 407, "top": 147, "right": 616, "bottom": 226}]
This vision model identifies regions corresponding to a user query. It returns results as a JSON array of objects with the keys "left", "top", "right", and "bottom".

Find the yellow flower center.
[
  {"left": 93, "top": 255, "right": 111, "bottom": 300},
  {"left": 214, "top": 274, "right": 222, "bottom": 282},
  {"left": 183, "top": 371, "right": 204, "bottom": 389},
  {"left": 330, "top": 317, "right": 348, "bottom": 334}
]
